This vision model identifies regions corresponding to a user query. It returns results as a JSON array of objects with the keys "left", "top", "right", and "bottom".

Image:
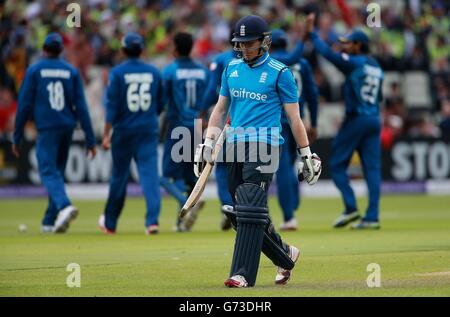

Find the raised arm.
[
  {"left": 305, "top": 14, "right": 357, "bottom": 74},
  {"left": 273, "top": 41, "right": 304, "bottom": 66},
  {"left": 301, "top": 60, "right": 319, "bottom": 129}
]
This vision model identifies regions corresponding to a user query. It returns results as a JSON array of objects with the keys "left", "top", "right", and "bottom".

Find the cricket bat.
[{"left": 179, "top": 124, "right": 229, "bottom": 219}]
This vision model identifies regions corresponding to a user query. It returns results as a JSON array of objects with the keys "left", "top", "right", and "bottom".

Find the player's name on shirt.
[
  {"left": 364, "top": 64, "right": 383, "bottom": 77},
  {"left": 40, "top": 69, "right": 71, "bottom": 79},
  {"left": 124, "top": 73, "right": 153, "bottom": 84},
  {"left": 175, "top": 69, "right": 206, "bottom": 80}
]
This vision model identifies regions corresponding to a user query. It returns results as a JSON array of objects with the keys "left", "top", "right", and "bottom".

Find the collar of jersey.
[
  {"left": 176, "top": 56, "right": 191, "bottom": 61},
  {"left": 248, "top": 52, "right": 269, "bottom": 68}
]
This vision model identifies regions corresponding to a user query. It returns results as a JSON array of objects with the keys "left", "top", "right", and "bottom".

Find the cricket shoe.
[
  {"left": 224, "top": 275, "right": 248, "bottom": 288},
  {"left": 333, "top": 211, "right": 361, "bottom": 228},
  {"left": 351, "top": 220, "right": 380, "bottom": 230},
  {"left": 279, "top": 218, "right": 298, "bottom": 231},
  {"left": 41, "top": 225, "right": 54, "bottom": 233},
  {"left": 53, "top": 205, "right": 78, "bottom": 233},
  {"left": 98, "top": 214, "right": 115, "bottom": 234},
  {"left": 275, "top": 245, "right": 300, "bottom": 285},
  {"left": 220, "top": 205, "right": 233, "bottom": 231},
  {"left": 146, "top": 224, "right": 159, "bottom": 235},
  {"left": 178, "top": 200, "right": 205, "bottom": 232}
]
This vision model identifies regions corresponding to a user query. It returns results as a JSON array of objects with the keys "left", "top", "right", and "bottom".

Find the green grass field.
[{"left": 0, "top": 195, "right": 449, "bottom": 296}]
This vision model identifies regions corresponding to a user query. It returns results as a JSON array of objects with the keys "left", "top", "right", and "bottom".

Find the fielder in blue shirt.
[
  {"left": 270, "top": 29, "right": 319, "bottom": 231},
  {"left": 194, "top": 15, "right": 322, "bottom": 288},
  {"left": 13, "top": 32, "right": 97, "bottom": 233},
  {"left": 306, "top": 14, "right": 383, "bottom": 229},
  {"left": 99, "top": 33, "right": 163, "bottom": 235},
  {"left": 161, "top": 32, "right": 209, "bottom": 232}
]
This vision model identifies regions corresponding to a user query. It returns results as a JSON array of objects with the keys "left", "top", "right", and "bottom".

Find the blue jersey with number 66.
[{"left": 105, "top": 58, "right": 163, "bottom": 134}]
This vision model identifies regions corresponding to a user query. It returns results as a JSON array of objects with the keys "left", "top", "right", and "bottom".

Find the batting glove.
[
  {"left": 194, "top": 137, "right": 214, "bottom": 177},
  {"left": 297, "top": 146, "right": 322, "bottom": 185}
]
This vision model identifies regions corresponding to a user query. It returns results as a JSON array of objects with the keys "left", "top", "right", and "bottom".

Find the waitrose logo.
[{"left": 230, "top": 88, "right": 268, "bottom": 102}]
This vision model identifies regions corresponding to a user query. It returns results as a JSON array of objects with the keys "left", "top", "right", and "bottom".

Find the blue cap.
[
  {"left": 232, "top": 15, "right": 270, "bottom": 42},
  {"left": 121, "top": 32, "right": 144, "bottom": 51},
  {"left": 43, "top": 32, "right": 63, "bottom": 51},
  {"left": 339, "top": 29, "right": 369, "bottom": 44},
  {"left": 271, "top": 29, "right": 288, "bottom": 48}
]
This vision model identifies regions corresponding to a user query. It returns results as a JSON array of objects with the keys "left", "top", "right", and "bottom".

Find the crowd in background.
[{"left": 0, "top": 0, "right": 449, "bottom": 147}]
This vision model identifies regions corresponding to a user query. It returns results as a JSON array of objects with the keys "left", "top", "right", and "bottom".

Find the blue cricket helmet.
[
  {"left": 231, "top": 15, "right": 272, "bottom": 65},
  {"left": 271, "top": 29, "right": 288, "bottom": 49},
  {"left": 121, "top": 32, "right": 144, "bottom": 52},
  {"left": 43, "top": 32, "right": 64, "bottom": 54},
  {"left": 232, "top": 15, "right": 271, "bottom": 43}
]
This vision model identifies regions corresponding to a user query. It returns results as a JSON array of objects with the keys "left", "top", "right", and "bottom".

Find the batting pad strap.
[
  {"left": 235, "top": 206, "right": 268, "bottom": 225},
  {"left": 234, "top": 183, "right": 268, "bottom": 207},
  {"left": 262, "top": 222, "right": 294, "bottom": 270},
  {"left": 236, "top": 212, "right": 268, "bottom": 225}
]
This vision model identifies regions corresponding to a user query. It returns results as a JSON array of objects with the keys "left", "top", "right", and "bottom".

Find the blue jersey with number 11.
[{"left": 163, "top": 57, "right": 209, "bottom": 127}]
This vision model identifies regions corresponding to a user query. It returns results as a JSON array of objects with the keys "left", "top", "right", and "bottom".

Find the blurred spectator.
[
  {"left": 382, "top": 82, "right": 406, "bottom": 149},
  {"left": 406, "top": 112, "right": 440, "bottom": 137},
  {"left": 385, "top": 82, "right": 406, "bottom": 119},
  {"left": 439, "top": 100, "right": 450, "bottom": 141},
  {"left": 376, "top": 42, "right": 399, "bottom": 71},
  {"left": 427, "top": 34, "right": 450, "bottom": 72},
  {"left": 65, "top": 29, "right": 95, "bottom": 83},
  {"left": 381, "top": 114, "right": 403, "bottom": 150},
  {"left": 403, "top": 44, "right": 429, "bottom": 71},
  {"left": 0, "top": 85, "right": 16, "bottom": 138}
]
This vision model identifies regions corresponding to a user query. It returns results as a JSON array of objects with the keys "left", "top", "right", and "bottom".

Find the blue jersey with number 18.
[
  {"left": 14, "top": 57, "right": 95, "bottom": 147},
  {"left": 105, "top": 58, "right": 163, "bottom": 134}
]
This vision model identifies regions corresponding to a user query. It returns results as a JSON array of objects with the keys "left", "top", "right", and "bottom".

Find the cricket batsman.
[
  {"left": 99, "top": 32, "right": 163, "bottom": 235},
  {"left": 12, "top": 32, "right": 97, "bottom": 233},
  {"left": 194, "top": 15, "right": 322, "bottom": 287},
  {"left": 305, "top": 14, "right": 383, "bottom": 229}
]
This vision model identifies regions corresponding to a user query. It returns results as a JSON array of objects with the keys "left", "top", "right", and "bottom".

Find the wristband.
[
  {"left": 204, "top": 137, "right": 214, "bottom": 148},
  {"left": 297, "top": 146, "right": 311, "bottom": 157}
]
